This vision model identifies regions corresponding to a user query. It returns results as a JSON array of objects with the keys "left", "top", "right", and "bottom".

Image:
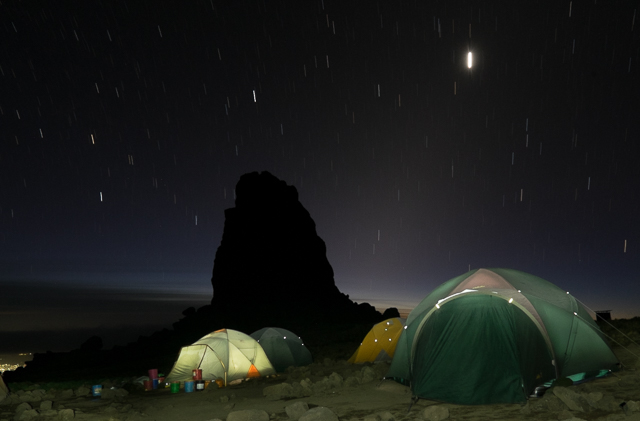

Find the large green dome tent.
[{"left": 386, "top": 268, "right": 619, "bottom": 405}]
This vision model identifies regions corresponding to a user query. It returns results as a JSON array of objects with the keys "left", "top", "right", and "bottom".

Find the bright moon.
[{"left": 467, "top": 52, "right": 473, "bottom": 68}]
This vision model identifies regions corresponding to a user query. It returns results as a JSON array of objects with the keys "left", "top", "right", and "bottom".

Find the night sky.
[{"left": 1, "top": 0, "right": 639, "bottom": 355}]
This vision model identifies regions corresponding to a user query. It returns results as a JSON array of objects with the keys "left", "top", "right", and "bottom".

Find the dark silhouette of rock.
[
  {"left": 381, "top": 307, "right": 401, "bottom": 319},
  {"left": 79, "top": 335, "right": 103, "bottom": 352},
  {"left": 210, "top": 171, "right": 382, "bottom": 332}
]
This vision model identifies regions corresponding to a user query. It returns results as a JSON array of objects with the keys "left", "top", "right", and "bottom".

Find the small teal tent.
[
  {"left": 387, "top": 268, "right": 619, "bottom": 404},
  {"left": 250, "top": 327, "right": 313, "bottom": 372}
]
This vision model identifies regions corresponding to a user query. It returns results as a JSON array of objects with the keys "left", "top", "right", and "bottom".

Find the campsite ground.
[{"left": 2, "top": 341, "right": 640, "bottom": 421}]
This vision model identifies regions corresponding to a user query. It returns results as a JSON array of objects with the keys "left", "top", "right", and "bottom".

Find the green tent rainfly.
[
  {"left": 250, "top": 327, "right": 313, "bottom": 372},
  {"left": 386, "top": 268, "right": 619, "bottom": 405}
]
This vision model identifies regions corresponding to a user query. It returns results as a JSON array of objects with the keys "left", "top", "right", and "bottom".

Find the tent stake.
[{"left": 407, "top": 395, "right": 419, "bottom": 413}]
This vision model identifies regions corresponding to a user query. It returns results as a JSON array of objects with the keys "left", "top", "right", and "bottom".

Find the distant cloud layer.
[{"left": 0, "top": 280, "right": 210, "bottom": 353}]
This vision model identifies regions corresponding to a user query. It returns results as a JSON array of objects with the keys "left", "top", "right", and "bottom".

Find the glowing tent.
[
  {"left": 387, "top": 268, "right": 619, "bottom": 404},
  {"left": 250, "top": 327, "right": 313, "bottom": 372},
  {"left": 165, "top": 329, "right": 275, "bottom": 385},
  {"left": 348, "top": 317, "right": 406, "bottom": 364}
]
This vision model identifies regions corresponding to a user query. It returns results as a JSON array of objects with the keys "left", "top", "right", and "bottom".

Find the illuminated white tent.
[{"left": 165, "top": 329, "right": 275, "bottom": 385}]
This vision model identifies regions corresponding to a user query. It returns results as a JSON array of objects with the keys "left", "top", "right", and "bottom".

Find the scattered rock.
[
  {"left": 312, "top": 378, "right": 331, "bottom": 394},
  {"left": 627, "top": 401, "right": 640, "bottom": 412},
  {"left": 379, "top": 411, "right": 395, "bottom": 421},
  {"left": 58, "top": 408, "right": 75, "bottom": 420},
  {"left": 421, "top": 405, "right": 449, "bottom": 421},
  {"left": 344, "top": 377, "right": 360, "bottom": 387},
  {"left": 584, "top": 391, "right": 603, "bottom": 408},
  {"left": 40, "top": 409, "right": 58, "bottom": 417},
  {"left": 74, "top": 386, "right": 90, "bottom": 397},
  {"left": 120, "top": 403, "right": 133, "bottom": 412},
  {"left": 328, "top": 372, "right": 343, "bottom": 388},
  {"left": 56, "top": 390, "right": 74, "bottom": 400},
  {"left": 298, "top": 407, "right": 339, "bottom": 421},
  {"left": 263, "top": 383, "right": 294, "bottom": 400},
  {"left": 285, "top": 401, "right": 309, "bottom": 421},
  {"left": 39, "top": 400, "right": 53, "bottom": 410},
  {"left": 15, "top": 402, "right": 32, "bottom": 415},
  {"left": 376, "top": 381, "right": 409, "bottom": 395},
  {"left": 18, "top": 391, "right": 41, "bottom": 404},
  {"left": 291, "top": 382, "right": 313, "bottom": 397},
  {"left": 360, "top": 367, "right": 377, "bottom": 383},
  {"left": 363, "top": 415, "right": 380, "bottom": 421},
  {"left": 100, "top": 388, "right": 115, "bottom": 399},
  {"left": 227, "top": 409, "right": 270, "bottom": 421},
  {"left": 17, "top": 409, "right": 39, "bottom": 420},
  {"left": 553, "top": 387, "right": 587, "bottom": 412},
  {"left": 618, "top": 374, "right": 640, "bottom": 388},
  {"left": 557, "top": 409, "right": 575, "bottom": 420}
]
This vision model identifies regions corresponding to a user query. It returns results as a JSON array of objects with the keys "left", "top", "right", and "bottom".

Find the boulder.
[
  {"left": 298, "top": 407, "right": 339, "bottom": 421},
  {"left": 291, "top": 382, "right": 313, "bottom": 398},
  {"left": 627, "top": 401, "right": 640, "bottom": 412},
  {"left": 328, "top": 373, "right": 343, "bottom": 388},
  {"left": 74, "top": 386, "right": 90, "bottom": 397},
  {"left": 344, "top": 377, "right": 360, "bottom": 387},
  {"left": 379, "top": 412, "right": 395, "bottom": 421},
  {"left": 552, "top": 387, "right": 587, "bottom": 412},
  {"left": 285, "top": 401, "right": 309, "bottom": 421},
  {"left": 421, "top": 405, "right": 449, "bottom": 421},
  {"left": 360, "top": 366, "right": 377, "bottom": 383},
  {"left": 17, "top": 409, "right": 39, "bottom": 420},
  {"left": 263, "top": 383, "right": 294, "bottom": 400},
  {"left": 40, "top": 409, "right": 58, "bottom": 417},
  {"left": 40, "top": 400, "right": 53, "bottom": 410},
  {"left": 56, "top": 390, "right": 74, "bottom": 400},
  {"left": 58, "top": 408, "right": 75, "bottom": 420},
  {"left": 15, "top": 402, "right": 32, "bottom": 415},
  {"left": 584, "top": 391, "right": 603, "bottom": 408},
  {"left": 557, "top": 409, "right": 575, "bottom": 420},
  {"left": 312, "top": 378, "right": 332, "bottom": 394},
  {"left": 18, "top": 391, "right": 41, "bottom": 403},
  {"left": 592, "top": 395, "right": 620, "bottom": 412},
  {"left": 227, "top": 409, "right": 270, "bottom": 421}
]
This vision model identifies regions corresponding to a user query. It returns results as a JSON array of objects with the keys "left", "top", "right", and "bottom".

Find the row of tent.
[
  {"left": 349, "top": 268, "right": 620, "bottom": 404},
  {"left": 166, "top": 268, "right": 620, "bottom": 405},
  {"left": 165, "top": 327, "right": 312, "bottom": 385}
]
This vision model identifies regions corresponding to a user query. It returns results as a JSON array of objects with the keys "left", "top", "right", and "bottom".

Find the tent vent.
[{"left": 247, "top": 364, "right": 260, "bottom": 378}]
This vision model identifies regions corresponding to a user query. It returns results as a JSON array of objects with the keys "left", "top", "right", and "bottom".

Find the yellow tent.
[{"left": 348, "top": 317, "right": 406, "bottom": 364}]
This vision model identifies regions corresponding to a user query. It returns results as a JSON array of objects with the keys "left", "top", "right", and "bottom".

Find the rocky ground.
[{"left": 2, "top": 344, "right": 640, "bottom": 421}]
